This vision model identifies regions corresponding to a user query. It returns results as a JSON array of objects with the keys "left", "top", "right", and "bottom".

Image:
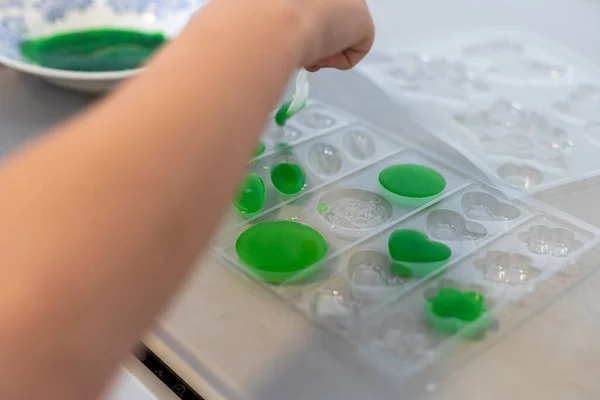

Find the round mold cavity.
[
  {"left": 270, "top": 156, "right": 306, "bottom": 198},
  {"left": 308, "top": 142, "right": 342, "bottom": 177},
  {"left": 297, "top": 109, "right": 336, "bottom": 130},
  {"left": 497, "top": 164, "right": 543, "bottom": 189},
  {"left": 316, "top": 189, "right": 392, "bottom": 238},
  {"left": 343, "top": 127, "right": 376, "bottom": 161}
]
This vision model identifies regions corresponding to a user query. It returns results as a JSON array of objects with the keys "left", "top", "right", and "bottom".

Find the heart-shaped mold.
[
  {"left": 308, "top": 143, "right": 342, "bottom": 177},
  {"left": 388, "top": 229, "right": 452, "bottom": 278},
  {"left": 378, "top": 164, "right": 446, "bottom": 207},
  {"left": 473, "top": 250, "right": 541, "bottom": 285},
  {"left": 461, "top": 191, "right": 521, "bottom": 221},
  {"left": 426, "top": 209, "right": 487, "bottom": 241},
  {"left": 296, "top": 108, "right": 336, "bottom": 130},
  {"left": 517, "top": 225, "right": 583, "bottom": 257},
  {"left": 347, "top": 250, "right": 406, "bottom": 300},
  {"left": 317, "top": 189, "right": 392, "bottom": 236},
  {"left": 343, "top": 127, "right": 376, "bottom": 161},
  {"left": 497, "top": 164, "right": 543, "bottom": 189}
]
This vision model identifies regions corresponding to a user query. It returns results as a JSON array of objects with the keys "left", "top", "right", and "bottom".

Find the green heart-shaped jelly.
[
  {"left": 379, "top": 164, "right": 446, "bottom": 203},
  {"left": 388, "top": 229, "right": 451, "bottom": 277}
]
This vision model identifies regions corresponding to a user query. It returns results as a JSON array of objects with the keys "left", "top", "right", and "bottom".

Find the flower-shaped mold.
[
  {"left": 343, "top": 126, "right": 376, "bottom": 161},
  {"left": 347, "top": 249, "right": 407, "bottom": 300},
  {"left": 388, "top": 229, "right": 452, "bottom": 278},
  {"left": 296, "top": 107, "right": 336, "bottom": 130},
  {"left": 309, "top": 277, "right": 358, "bottom": 327},
  {"left": 497, "top": 163, "right": 544, "bottom": 189},
  {"left": 553, "top": 84, "right": 600, "bottom": 124},
  {"left": 473, "top": 251, "right": 541, "bottom": 285},
  {"left": 461, "top": 191, "right": 521, "bottom": 221},
  {"left": 517, "top": 225, "right": 583, "bottom": 257},
  {"left": 425, "top": 287, "right": 493, "bottom": 339},
  {"left": 423, "top": 279, "right": 494, "bottom": 308},
  {"left": 317, "top": 189, "right": 392, "bottom": 238},
  {"left": 456, "top": 99, "right": 572, "bottom": 168},
  {"left": 308, "top": 142, "right": 342, "bottom": 178},
  {"left": 426, "top": 209, "right": 487, "bottom": 241},
  {"left": 387, "top": 53, "right": 488, "bottom": 100}
]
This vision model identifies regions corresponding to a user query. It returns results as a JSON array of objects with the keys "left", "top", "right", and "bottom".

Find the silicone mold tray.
[
  {"left": 357, "top": 27, "right": 600, "bottom": 193},
  {"left": 212, "top": 99, "right": 600, "bottom": 394}
]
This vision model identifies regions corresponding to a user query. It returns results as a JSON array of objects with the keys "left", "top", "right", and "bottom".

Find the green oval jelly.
[
  {"left": 275, "top": 102, "right": 292, "bottom": 126},
  {"left": 20, "top": 28, "right": 167, "bottom": 72},
  {"left": 379, "top": 164, "right": 446, "bottom": 199},
  {"left": 271, "top": 162, "right": 305, "bottom": 195},
  {"left": 233, "top": 173, "right": 267, "bottom": 216},
  {"left": 254, "top": 141, "right": 266, "bottom": 158},
  {"left": 235, "top": 221, "right": 328, "bottom": 283}
]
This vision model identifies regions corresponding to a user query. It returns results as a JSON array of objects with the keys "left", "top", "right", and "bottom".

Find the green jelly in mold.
[
  {"left": 425, "top": 287, "right": 492, "bottom": 339},
  {"left": 378, "top": 164, "right": 446, "bottom": 206},
  {"left": 388, "top": 229, "right": 451, "bottom": 277},
  {"left": 271, "top": 162, "right": 305, "bottom": 195},
  {"left": 20, "top": 28, "right": 167, "bottom": 72},
  {"left": 233, "top": 173, "right": 267, "bottom": 217},
  {"left": 254, "top": 141, "right": 266, "bottom": 158},
  {"left": 235, "top": 221, "right": 328, "bottom": 283}
]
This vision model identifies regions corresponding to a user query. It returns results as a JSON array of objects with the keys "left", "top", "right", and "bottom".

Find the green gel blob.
[
  {"left": 254, "top": 141, "right": 266, "bottom": 158},
  {"left": 275, "top": 102, "right": 291, "bottom": 126},
  {"left": 233, "top": 173, "right": 267, "bottom": 216},
  {"left": 271, "top": 162, "right": 305, "bottom": 195},
  {"left": 20, "top": 28, "right": 167, "bottom": 72},
  {"left": 235, "top": 221, "right": 328, "bottom": 283},
  {"left": 388, "top": 229, "right": 451, "bottom": 277},
  {"left": 379, "top": 164, "right": 446, "bottom": 198},
  {"left": 317, "top": 202, "right": 328, "bottom": 213},
  {"left": 425, "top": 288, "right": 491, "bottom": 338}
]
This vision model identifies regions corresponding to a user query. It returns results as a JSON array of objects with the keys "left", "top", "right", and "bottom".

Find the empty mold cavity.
[
  {"left": 497, "top": 164, "right": 544, "bottom": 189},
  {"left": 317, "top": 189, "right": 392, "bottom": 235},
  {"left": 343, "top": 127, "right": 376, "bottom": 161},
  {"left": 267, "top": 124, "right": 303, "bottom": 143},
  {"left": 489, "top": 58, "right": 568, "bottom": 81},
  {"left": 296, "top": 108, "right": 337, "bottom": 130},
  {"left": 553, "top": 84, "right": 600, "bottom": 123},
  {"left": 347, "top": 249, "right": 406, "bottom": 300},
  {"left": 308, "top": 142, "right": 342, "bottom": 177},
  {"left": 517, "top": 225, "right": 583, "bottom": 257},
  {"left": 473, "top": 251, "right": 541, "bottom": 285},
  {"left": 309, "top": 277, "right": 357, "bottom": 326},
  {"left": 462, "top": 41, "right": 523, "bottom": 64},
  {"left": 426, "top": 209, "right": 487, "bottom": 241},
  {"left": 461, "top": 191, "right": 521, "bottom": 221}
]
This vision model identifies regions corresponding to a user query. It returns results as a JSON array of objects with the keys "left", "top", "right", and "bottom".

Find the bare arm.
[{"left": 0, "top": 0, "right": 373, "bottom": 398}]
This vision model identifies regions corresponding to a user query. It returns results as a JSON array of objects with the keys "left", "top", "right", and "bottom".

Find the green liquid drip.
[
  {"left": 275, "top": 102, "right": 291, "bottom": 126},
  {"left": 254, "top": 141, "right": 266, "bottom": 158},
  {"left": 428, "top": 288, "right": 486, "bottom": 322},
  {"left": 233, "top": 173, "right": 266, "bottom": 216},
  {"left": 235, "top": 221, "right": 328, "bottom": 283},
  {"left": 20, "top": 28, "right": 167, "bottom": 72},
  {"left": 379, "top": 164, "right": 446, "bottom": 198},
  {"left": 388, "top": 229, "right": 451, "bottom": 263},
  {"left": 271, "top": 162, "right": 305, "bottom": 195}
]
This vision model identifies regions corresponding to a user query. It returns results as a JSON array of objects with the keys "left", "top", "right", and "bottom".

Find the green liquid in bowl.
[{"left": 20, "top": 28, "right": 167, "bottom": 72}]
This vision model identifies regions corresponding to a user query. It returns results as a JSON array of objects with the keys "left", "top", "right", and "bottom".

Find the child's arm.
[{"left": 0, "top": 0, "right": 373, "bottom": 398}]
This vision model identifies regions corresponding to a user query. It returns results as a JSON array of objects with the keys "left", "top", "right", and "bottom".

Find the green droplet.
[
  {"left": 271, "top": 162, "right": 306, "bottom": 195},
  {"left": 290, "top": 216, "right": 298, "bottom": 221},
  {"left": 275, "top": 102, "right": 291, "bottom": 126},
  {"left": 20, "top": 28, "right": 167, "bottom": 72},
  {"left": 317, "top": 202, "right": 328, "bottom": 213},
  {"left": 233, "top": 173, "right": 266, "bottom": 216},
  {"left": 379, "top": 164, "right": 446, "bottom": 198},
  {"left": 235, "top": 221, "right": 328, "bottom": 283},
  {"left": 254, "top": 141, "right": 266, "bottom": 158}
]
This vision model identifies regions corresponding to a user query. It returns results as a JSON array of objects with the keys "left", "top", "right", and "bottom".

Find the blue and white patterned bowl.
[{"left": 0, "top": 0, "right": 204, "bottom": 93}]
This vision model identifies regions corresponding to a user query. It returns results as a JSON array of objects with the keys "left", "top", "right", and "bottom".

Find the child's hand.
[{"left": 299, "top": 0, "right": 374, "bottom": 71}]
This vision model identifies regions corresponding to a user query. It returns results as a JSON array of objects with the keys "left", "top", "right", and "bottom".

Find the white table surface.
[{"left": 2, "top": 0, "right": 600, "bottom": 398}]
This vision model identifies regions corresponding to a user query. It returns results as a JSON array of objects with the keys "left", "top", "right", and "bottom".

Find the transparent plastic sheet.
[
  {"left": 209, "top": 97, "right": 600, "bottom": 397},
  {"left": 357, "top": 27, "right": 600, "bottom": 194}
]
